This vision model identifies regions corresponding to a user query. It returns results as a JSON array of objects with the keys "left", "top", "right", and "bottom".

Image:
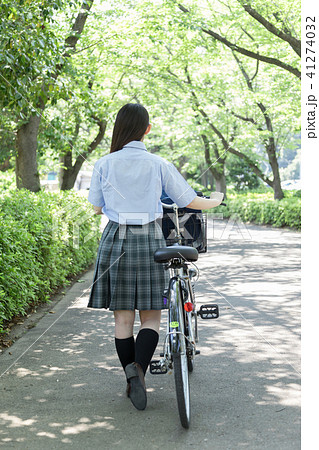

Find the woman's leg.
[
  {"left": 134, "top": 310, "right": 161, "bottom": 375},
  {"left": 114, "top": 310, "right": 135, "bottom": 339},
  {"left": 114, "top": 310, "right": 136, "bottom": 374},
  {"left": 124, "top": 311, "right": 162, "bottom": 410},
  {"left": 139, "top": 310, "right": 161, "bottom": 333}
]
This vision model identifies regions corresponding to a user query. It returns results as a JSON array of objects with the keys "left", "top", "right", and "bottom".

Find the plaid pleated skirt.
[{"left": 87, "top": 220, "right": 169, "bottom": 311}]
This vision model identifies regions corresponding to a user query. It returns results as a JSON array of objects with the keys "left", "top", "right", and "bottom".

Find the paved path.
[{"left": 0, "top": 219, "right": 300, "bottom": 449}]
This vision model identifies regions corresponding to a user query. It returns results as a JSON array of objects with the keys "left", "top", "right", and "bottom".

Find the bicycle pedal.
[
  {"left": 150, "top": 360, "right": 168, "bottom": 375},
  {"left": 197, "top": 304, "right": 219, "bottom": 319},
  {"left": 195, "top": 350, "right": 200, "bottom": 355}
]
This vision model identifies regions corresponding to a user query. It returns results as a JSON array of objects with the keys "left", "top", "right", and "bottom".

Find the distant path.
[{"left": 0, "top": 220, "right": 300, "bottom": 449}]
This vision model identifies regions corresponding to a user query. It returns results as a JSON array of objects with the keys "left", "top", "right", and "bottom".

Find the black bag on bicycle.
[{"left": 160, "top": 191, "right": 207, "bottom": 253}]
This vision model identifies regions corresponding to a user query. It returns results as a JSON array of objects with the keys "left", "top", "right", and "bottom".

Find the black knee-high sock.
[
  {"left": 135, "top": 328, "right": 159, "bottom": 375},
  {"left": 115, "top": 336, "right": 135, "bottom": 373}
]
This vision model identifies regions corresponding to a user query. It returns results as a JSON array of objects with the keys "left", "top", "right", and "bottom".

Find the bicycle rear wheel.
[
  {"left": 186, "top": 311, "right": 197, "bottom": 373},
  {"left": 187, "top": 352, "right": 194, "bottom": 373},
  {"left": 173, "top": 348, "right": 191, "bottom": 429}
]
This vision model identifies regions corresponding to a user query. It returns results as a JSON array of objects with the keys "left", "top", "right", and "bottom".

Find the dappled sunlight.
[
  {"left": 0, "top": 0, "right": 302, "bottom": 444},
  {"left": 0, "top": 412, "right": 117, "bottom": 445},
  {"left": 14, "top": 368, "right": 40, "bottom": 378},
  {"left": 259, "top": 383, "right": 300, "bottom": 408},
  {"left": 58, "top": 347, "right": 86, "bottom": 355},
  {"left": 69, "top": 294, "right": 90, "bottom": 309},
  {"left": 36, "top": 431, "right": 56, "bottom": 439},
  {"left": 0, "top": 220, "right": 300, "bottom": 447},
  {"left": 197, "top": 310, "right": 300, "bottom": 374},
  {"left": 0, "top": 414, "right": 37, "bottom": 428},
  {"left": 62, "top": 417, "right": 115, "bottom": 435},
  {"left": 194, "top": 221, "right": 300, "bottom": 377}
]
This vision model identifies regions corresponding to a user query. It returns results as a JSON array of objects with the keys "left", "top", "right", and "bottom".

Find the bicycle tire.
[
  {"left": 186, "top": 311, "right": 197, "bottom": 372},
  {"left": 187, "top": 353, "right": 194, "bottom": 372},
  {"left": 173, "top": 350, "right": 191, "bottom": 429}
]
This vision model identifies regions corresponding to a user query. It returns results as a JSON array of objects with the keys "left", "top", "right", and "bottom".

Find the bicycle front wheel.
[{"left": 173, "top": 349, "right": 191, "bottom": 428}]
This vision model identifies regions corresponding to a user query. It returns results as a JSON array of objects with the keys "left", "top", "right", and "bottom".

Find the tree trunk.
[
  {"left": 201, "top": 134, "right": 227, "bottom": 197},
  {"left": 273, "top": 175, "right": 284, "bottom": 200},
  {"left": 200, "top": 164, "right": 214, "bottom": 190},
  {"left": 59, "top": 117, "right": 107, "bottom": 190},
  {"left": 59, "top": 150, "right": 78, "bottom": 190},
  {"left": 178, "top": 154, "right": 189, "bottom": 178},
  {"left": 14, "top": 0, "right": 94, "bottom": 192},
  {"left": 214, "top": 170, "right": 227, "bottom": 196},
  {"left": 267, "top": 140, "right": 284, "bottom": 200},
  {"left": 232, "top": 53, "right": 285, "bottom": 200},
  {"left": 15, "top": 114, "right": 42, "bottom": 192},
  {"left": 59, "top": 167, "right": 78, "bottom": 190}
]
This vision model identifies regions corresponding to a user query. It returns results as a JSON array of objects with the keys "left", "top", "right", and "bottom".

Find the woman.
[{"left": 87, "top": 103, "right": 223, "bottom": 411}]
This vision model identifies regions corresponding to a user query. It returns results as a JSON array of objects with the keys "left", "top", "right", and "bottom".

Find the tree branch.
[
  {"left": 232, "top": 52, "right": 283, "bottom": 196},
  {"left": 73, "top": 39, "right": 103, "bottom": 55},
  {"left": 201, "top": 26, "right": 301, "bottom": 78},
  {"left": 111, "top": 71, "right": 126, "bottom": 101},
  {"left": 201, "top": 133, "right": 221, "bottom": 177},
  {"left": 227, "top": 146, "right": 273, "bottom": 186},
  {"left": 64, "top": 0, "right": 94, "bottom": 56},
  {"left": 232, "top": 52, "right": 274, "bottom": 135},
  {"left": 73, "top": 117, "right": 107, "bottom": 174},
  {"left": 237, "top": 0, "right": 301, "bottom": 57},
  {"left": 202, "top": 113, "right": 273, "bottom": 186},
  {"left": 176, "top": 3, "right": 301, "bottom": 79},
  {"left": 217, "top": 98, "right": 259, "bottom": 127},
  {"left": 251, "top": 58, "right": 259, "bottom": 82}
]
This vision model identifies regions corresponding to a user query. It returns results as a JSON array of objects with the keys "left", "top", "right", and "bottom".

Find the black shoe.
[{"left": 125, "top": 362, "right": 147, "bottom": 410}]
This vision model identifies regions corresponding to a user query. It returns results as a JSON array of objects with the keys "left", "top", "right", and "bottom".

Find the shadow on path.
[{"left": 0, "top": 222, "right": 300, "bottom": 449}]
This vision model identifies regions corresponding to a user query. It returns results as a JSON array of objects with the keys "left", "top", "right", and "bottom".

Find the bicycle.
[{"left": 150, "top": 199, "right": 224, "bottom": 428}]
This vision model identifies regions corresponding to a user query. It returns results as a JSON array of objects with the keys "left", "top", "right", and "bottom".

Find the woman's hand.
[
  {"left": 93, "top": 205, "right": 103, "bottom": 215},
  {"left": 186, "top": 192, "right": 224, "bottom": 210},
  {"left": 210, "top": 192, "right": 224, "bottom": 203}
]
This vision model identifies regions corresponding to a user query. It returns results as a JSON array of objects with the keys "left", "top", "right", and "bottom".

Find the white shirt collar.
[{"left": 122, "top": 141, "right": 147, "bottom": 151}]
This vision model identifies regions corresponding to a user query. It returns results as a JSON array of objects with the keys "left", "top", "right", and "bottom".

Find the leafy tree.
[
  {"left": 226, "top": 154, "right": 261, "bottom": 191},
  {"left": 174, "top": 0, "right": 301, "bottom": 77},
  {"left": 0, "top": 0, "right": 94, "bottom": 191},
  {"left": 0, "top": 0, "right": 300, "bottom": 199},
  {"left": 129, "top": 0, "right": 300, "bottom": 199},
  {"left": 280, "top": 149, "right": 300, "bottom": 181},
  {"left": 0, "top": 110, "right": 15, "bottom": 171}
]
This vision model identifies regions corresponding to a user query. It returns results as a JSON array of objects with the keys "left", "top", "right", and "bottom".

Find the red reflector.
[{"left": 184, "top": 302, "right": 193, "bottom": 312}]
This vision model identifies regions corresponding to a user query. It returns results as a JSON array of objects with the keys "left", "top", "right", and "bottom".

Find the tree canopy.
[{"left": 0, "top": 0, "right": 301, "bottom": 199}]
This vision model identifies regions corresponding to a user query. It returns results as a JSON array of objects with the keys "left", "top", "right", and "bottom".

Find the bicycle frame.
[
  {"left": 168, "top": 274, "right": 186, "bottom": 355},
  {"left": 160, "top": 265, "right": 196, "bottom": 369},
  {"left": 151, "top": 199, "right": 222, "bottom": 428},
  {"left": 156, "top": 201, "right": 198, "bottom": 369}
]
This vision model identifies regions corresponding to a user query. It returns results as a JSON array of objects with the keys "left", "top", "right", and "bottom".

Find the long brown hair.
[{"left": 110, "top": 103, "right": 149, "bottom": 153}]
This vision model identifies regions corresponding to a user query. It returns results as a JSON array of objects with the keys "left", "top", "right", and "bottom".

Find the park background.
[{"left": 0, "top": 0, "right": 301, "bottom": 334}]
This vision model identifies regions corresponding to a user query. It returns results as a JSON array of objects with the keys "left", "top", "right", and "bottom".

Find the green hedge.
[
  {"left": 0, "top": 189, "right": 101, "bottom": 333},
  {"left": 212, "top": 191, "right": 301, "bottom": 229}
]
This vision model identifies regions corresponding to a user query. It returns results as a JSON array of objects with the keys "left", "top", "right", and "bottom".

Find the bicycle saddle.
[{"left": 154, "top": 245, "right": 198, "bottom": 263}]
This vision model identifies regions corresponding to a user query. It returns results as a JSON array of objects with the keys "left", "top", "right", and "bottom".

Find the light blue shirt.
[{"left": 88, "top": 141, "right": 197, "bottom": 224}]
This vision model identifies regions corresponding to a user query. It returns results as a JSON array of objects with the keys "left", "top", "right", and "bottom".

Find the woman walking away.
[{"left": 87, "top": 103, "right": 223, "bottom": 411}]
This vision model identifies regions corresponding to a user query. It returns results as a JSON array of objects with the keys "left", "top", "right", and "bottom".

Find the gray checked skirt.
[{"left": 87, "top": 220, "right": 169, "bottom": 311}]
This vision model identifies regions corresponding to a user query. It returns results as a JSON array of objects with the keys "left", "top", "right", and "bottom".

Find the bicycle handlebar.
[
  {"left": 161, "top": 201, "right": 176, "bottom": 209},
  {"left": 161, "top": 200, "right": 227, "bottom": 209}
]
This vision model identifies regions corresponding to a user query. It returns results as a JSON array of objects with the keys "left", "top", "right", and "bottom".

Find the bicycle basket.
[{"left": 160, "top": 198, "right": 207, "bottom": 253}]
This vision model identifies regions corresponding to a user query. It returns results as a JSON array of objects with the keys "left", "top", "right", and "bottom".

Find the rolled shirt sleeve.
[
  {"left": 88, "top": 161, "right": 105, "bottom": 207},
  {"left": 161, "top": 161, "right": 197, "bottom": 208}
]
